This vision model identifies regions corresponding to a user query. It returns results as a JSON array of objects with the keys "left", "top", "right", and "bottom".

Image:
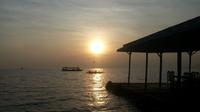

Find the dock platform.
[{"left": 106, "top": 81, "right": 200, "bottom": 112}]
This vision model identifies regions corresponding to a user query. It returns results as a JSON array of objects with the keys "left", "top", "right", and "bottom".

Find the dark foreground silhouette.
[{"left": 106, "top": 81, "right": 200, "bottom": 112}]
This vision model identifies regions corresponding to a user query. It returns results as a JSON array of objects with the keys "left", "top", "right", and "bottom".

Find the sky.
[{"left": 0, "top": 0, "right": 200, "bottom": 69}]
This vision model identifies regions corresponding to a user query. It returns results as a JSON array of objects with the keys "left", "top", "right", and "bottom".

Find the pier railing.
[{"left": 167, "top": 71, "right": 200, "bottom": 89}]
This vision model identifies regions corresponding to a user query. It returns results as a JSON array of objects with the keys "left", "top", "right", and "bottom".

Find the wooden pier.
[
  {"left": 110, "top": 16, "right": 200, "bottom": 111},
  {"left": 106, "top": 81, "right": 200, "bottom": 112}
]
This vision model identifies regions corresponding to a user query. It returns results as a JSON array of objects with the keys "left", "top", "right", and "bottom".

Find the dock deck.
[{"left": 106, "top": 81, "right": 200, "bottom": 112}]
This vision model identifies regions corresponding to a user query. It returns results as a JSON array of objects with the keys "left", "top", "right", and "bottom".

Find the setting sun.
[{"left": 90, "top": 40, "right": 105, "bottom": 54}]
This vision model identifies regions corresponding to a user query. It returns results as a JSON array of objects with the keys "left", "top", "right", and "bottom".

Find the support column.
[
  {"left": 128, "top": 52, "right": 132, "bottom": 84},
  {"left": 187, "top": 51, "right": 197, "bottom": 73},
  {"left": 177, "top": 52, "right": 182, "bottom": 88},
  {"left": 188, "top": 51, "right": 192, "bottom": 73},
  {"left": 145, "top": 53, "right": 148, "bottom": 89},
  {"left": 158, "top": 53, "right": 163, "bottom": 88}
]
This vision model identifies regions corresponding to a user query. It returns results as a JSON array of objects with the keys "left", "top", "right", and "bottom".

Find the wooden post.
[
  {"left": 158, "top": 53, "right": 163, "bottom": 88},
  {"left": 177, "top": 52, "right": 182, "bottom": 88},
  {"left": 188, "top": 51, "right": 197, "bottom": 73},
  {"left": 128, "top": 52, "right": 132, "bottom": 84},
  {"left": 188, "top": 51, "right": 192, "bottom": 73},
  {"left": 145, "top": 53, "right": 148, "bottom": 89}
]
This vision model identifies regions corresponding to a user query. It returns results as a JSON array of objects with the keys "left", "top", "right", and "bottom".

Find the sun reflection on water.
[
  {"left": 93, "top": 74, "right": 101, "bottom": 82},
  {"left": 88, "top": 69, "right": 109, "bottom": 108}
]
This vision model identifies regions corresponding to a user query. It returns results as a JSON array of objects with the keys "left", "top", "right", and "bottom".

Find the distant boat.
[
  {"left": 87, "top": 69, "right": 104, "bottom": 74},
  {"left": 20, "top": 67, "right": 24, "bottom": 70},
  {"left": 62, "top": 67, "right": 83, "bottom": 71}
]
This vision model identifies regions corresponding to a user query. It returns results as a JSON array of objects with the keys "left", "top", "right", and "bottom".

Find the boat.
[
  {"left": 20, "top": 67, "right": 24, "bottom": 70},
  {"left": 87, "top": 69, "right": 104, "bottom": 74},
  {"left": 62, "top": 67, "right": 83, "bottom": 71}
]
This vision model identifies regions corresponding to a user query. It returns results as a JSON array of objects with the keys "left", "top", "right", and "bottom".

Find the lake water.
[
  {"left": 0, "top": 67, "right": 195, "bottom": 112},
  {"left": 0, "top": 68, "right": 143, "bottom": 112}
]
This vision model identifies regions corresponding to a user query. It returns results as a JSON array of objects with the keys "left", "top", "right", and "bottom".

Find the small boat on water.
[
  {"left": 62, "top": 67, "right": 83, "bottom": 71},
  {"left": 87, "top": 69, "right": 104, "bottom": 74},
  {"left": 20, "top": 67, "right": 24, "bottom": 70}
]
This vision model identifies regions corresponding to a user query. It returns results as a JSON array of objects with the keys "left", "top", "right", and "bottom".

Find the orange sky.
[{"left": 0, "top": 0, "right": 200, "bottom": 69}]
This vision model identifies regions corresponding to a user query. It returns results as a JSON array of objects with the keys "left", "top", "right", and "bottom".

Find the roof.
[{"left": 117, "top": 16, "right": 200, "bottom": 53}]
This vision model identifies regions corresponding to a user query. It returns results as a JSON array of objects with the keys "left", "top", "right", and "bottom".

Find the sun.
[{"left": 90, "top": 40, "right": 105, "bottom": 54}]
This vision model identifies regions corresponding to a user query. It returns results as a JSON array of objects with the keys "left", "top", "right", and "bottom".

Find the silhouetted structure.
[
  {"left": 117, "top": 16, "right": 200, "bottom": 88},
  {"left": 106, "top": 16, "right": 200, "bottom": 111}
]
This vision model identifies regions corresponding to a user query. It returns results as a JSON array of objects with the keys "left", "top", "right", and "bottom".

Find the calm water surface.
[{"left": 0, "top": 68, "right": 141, "bottom": 112}]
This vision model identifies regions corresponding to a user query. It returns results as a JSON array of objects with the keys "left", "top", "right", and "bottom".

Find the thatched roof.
[{"left": 118, "top": 16, "right": 200, "bottom": 53}]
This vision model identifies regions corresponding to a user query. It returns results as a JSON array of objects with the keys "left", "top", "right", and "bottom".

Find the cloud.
[{"left": 0, "top": 0, "right": 200, "bottom": 68}]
